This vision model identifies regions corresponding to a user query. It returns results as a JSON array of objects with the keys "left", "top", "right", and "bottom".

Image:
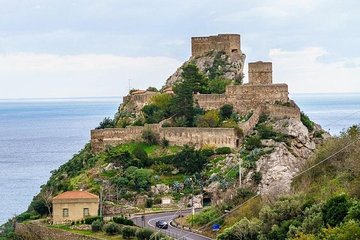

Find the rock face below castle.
[{"left": 165, "top": 34, "right": 246, "bottom": 87}]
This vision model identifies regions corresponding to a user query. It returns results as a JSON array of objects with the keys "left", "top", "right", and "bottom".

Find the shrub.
[
  {"left": 113, "top": 216, "right": 134, "bottom": 226},
  {"left": 251, "top": 171, "right": 262, "bottom": 184},
  {"left": 322, "top": 194, "right": 351, "bottom": 227},
  {"left": 217, "top": 218, "right": 260, "bottom": 240},
  {"left": 346, "top": 201, "right": 360, "bottom": 221},
  {"left": 122, "top": 226, "right": 136, "bottom": 239},
  {"left": 256, "top": 123, "right": 277, "bottom": 139},
  {"left": 154, "top": 196, "right": 162, "bottom": 204},
  {"left": 195, "top": 110, "right": 220, "bottom": 127},
  {"left": 96, "top": 117, "right": 115, "bottom": 129},
  {"left": 245, "top": 135, "right": 261, "bottom": 150},
  {"left": 147, "top": 86, "right": 158, "bottom": 92},
  {"left": 16, "top": 212, "right": 32, "bottom": 222},
  {"left": 201, "top": 148, "right": 215, "bottom": 157},
  {"left": 173, "top": 116, "right": 188, "bottom": 127},
  {"left": 220, "top": 104, "right": 234, "bottom": 119},
  {"left": 300, "top": 112, "right": 314, "bottom": 131},
  {"left": 142, "top": 128, "right": 159, "bottom": 144},
  {"left": 161, "top": 138, "right": 169, "bottom": 147},
  {"left": 215, "top": 147, "right": 231, "bottom": 154},
  {"left": 189, "top": 207, "right": 222, "bottom": 226},
  {"left": 84, "top": 216, "right": 100, "bottom": 224},
  {"left": 135, "top": 228, "right": 154, "bottom": 240},
  {"left": 172, "top": 145, "right": 207, "bottom": 174},
  {"left": 132, "top": 145, "right": 149, "bottom": 162},
  {"left": 146, "top": 198, "right": 153, "bottom": 208},
  {"left": 258, "top": 114, "right": 268, "bottom": 124},
  {"left": 322, "top": 220, "right": 360, "bottom": 239},
  {"left": 103, "top": 222, "right": 121, "bottom": 235},
  {"left": 91, "top": 220, "right": 102, "bottom": 232}
]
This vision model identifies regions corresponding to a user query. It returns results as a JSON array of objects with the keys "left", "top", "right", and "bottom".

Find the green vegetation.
[
  {"left": 103, "top": 222, "right": 121, "bottom": 235},
  {"left": 301, "top": 111, "right": 315, "bottom": 131},
  {"left": 216, "top": 125, "right": 360, "bottom": 239},
  {"left": 91, "top": 220, "right": 102, "bottom": 232},
  {"left": 96, "top": 117, "right": 116, "bottom": 129},
  {"left": 141, "top": 128, "right": 160, "bottom": 145}
]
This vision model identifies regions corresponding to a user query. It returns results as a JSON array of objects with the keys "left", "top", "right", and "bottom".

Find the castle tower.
[
  {"left": 248, "top": 61, "right": 272, "bottom": 85},
  {"left": 191, "top": 34, "right": 241, "bottom": 57}
]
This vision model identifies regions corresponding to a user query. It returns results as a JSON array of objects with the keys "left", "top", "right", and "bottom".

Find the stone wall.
[
  {"left": 195, "top": 84, "right": 289, "bottom": 114},
  {"left": 194, "top": 93, "right": 227, "bottom": 110},
  {"left": 91, "top": 125, "right": 239, "bottom": 153},
  {"left": 122, "top": 92, "right": 159, "bottom": 112},
  {"left": 248, "top": 61, "right": 272, "bottom": 85},
  {"left": 263, "top": 101, "right": 301, "bottom": 120},
  {"left": 91, "top": 125, "right": 160, "bottom": 152},
  {"left": 191, "top": 34, "right": 241, "bottom": 57},
  {"left": 239, "top": 106, "right": 262, "bottom": 135},
  {"left": 15, "top": 223, "right": 99, "bottom": 240},
  {"left": 161, "top": 127, "right": 238, "bottom": 148}
]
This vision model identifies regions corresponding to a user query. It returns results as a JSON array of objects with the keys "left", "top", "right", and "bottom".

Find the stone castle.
[
  {"left": 191, "top": 34, "right": 241, "bottom": 57},
  {"left": 91, "top": 34, "right": 300, "bottom": 152}
]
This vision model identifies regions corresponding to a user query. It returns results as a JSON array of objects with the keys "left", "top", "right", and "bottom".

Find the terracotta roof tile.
[{"left": 53, "top": 191, "right": 99, "bottom": 200}]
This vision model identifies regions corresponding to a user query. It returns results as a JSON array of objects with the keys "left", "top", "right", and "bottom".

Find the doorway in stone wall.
[{"left": 236, "top": 139, "right": 240, "bottom": 148}]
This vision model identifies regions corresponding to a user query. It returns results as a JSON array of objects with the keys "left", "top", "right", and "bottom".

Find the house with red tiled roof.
[{"left": 52, "top": 190, "right": 99, "bottom": 224}]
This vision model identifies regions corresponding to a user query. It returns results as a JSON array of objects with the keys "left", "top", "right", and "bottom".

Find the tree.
[
  {"left": 39, "top": 186, "right": 53, "bottom": 218},
  {"left": 96, "top": 117, "right": 115, "bottom": 129},
  {"left": 195, "top": 110, "right": 220, "bottom": 127},
  {"left": 220, "top": 104, "right": 234, "bottom": 119},
  {"left": 171, "top": 63, "right": 207, "bottom": 126},
  {"left": 141, "top": 128, "right": 159, "bottom": 144},
  {"left": 207, "top": 79, "right": 231, "bottom": 94},
  {"left": 172, "top": 145, "right": 207, "bottom": 174},
  {"left": 322, "top": 194, "right": 351, "bottom": 227}
]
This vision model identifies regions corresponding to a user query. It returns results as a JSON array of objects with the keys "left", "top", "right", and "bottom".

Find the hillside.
[
  {"left": 210, "top": 126, "right": 360, "bottom": 239},
  {"left": 3, "top": 33, "right": 354, "bottom": 240}
]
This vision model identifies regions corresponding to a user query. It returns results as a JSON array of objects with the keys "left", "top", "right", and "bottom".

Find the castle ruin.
[
  {"left": 91, "top": 34, "right": 300, "bottom": 153},
  {"left": 191, "top": 34, "right": 241, "bottom": 57}
]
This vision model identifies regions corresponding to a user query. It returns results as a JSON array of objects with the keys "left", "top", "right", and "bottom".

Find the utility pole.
[
  {"left": 238, "top": 154, "right": 242, "bottom": 188},
  {"left": 99, "top": 184, "right": 103, "bottom": 222},
  {"left": 191, "top": 178, "right": 194, "bottom": 228}
]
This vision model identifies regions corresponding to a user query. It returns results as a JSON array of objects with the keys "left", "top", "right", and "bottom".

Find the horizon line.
[{"left": 1, "top": 91, "right": 360, "bottom": 102}]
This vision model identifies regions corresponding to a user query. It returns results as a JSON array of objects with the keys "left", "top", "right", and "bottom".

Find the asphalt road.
[{"left": 132, "top": 210, "right": 213, "bottom": 240}]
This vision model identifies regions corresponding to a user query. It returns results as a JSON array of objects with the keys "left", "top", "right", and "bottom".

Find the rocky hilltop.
[
  {"left": 90, "top": 33, "right": 329, "bottom": 201},
  {"left": 11, "top": 34, "right": 340, "bottom": 240},
  {"left": 165, "top": 50, "right": 246, "bottom": 87}
]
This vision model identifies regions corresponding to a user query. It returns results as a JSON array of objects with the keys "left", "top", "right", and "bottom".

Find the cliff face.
[
  {"left": 204, "top": 118, "right": 328, "bottom": 203},
  {"left": 164, "top": 51, "right": 246, "bottom": 87}
]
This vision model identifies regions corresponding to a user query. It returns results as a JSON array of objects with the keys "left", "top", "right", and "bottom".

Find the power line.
[{"left": 177, "top": 136, "right": 360, "bottom": 239}]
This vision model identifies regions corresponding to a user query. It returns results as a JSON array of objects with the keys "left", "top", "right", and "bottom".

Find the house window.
[
  {"left": 63, "top": 208, "right": 69, "bottom": 217},
  {"left": 83, "top": 208, "right": 89, "bottom": 217}
]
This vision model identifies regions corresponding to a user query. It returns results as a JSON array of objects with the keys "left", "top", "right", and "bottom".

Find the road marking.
[{"left": 144, "top": 214, "right": 212, "bottom": 240}]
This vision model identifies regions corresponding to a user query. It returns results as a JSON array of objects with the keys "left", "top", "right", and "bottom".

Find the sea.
[{"left": 0, "top": 93, "right": 359, "bottom": 224}]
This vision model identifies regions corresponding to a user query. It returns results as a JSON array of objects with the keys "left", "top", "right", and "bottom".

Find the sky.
[{"left": 0, "top": 0, "right": 360, "bottom": 99}]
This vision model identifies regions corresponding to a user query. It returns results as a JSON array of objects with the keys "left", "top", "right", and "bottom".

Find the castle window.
[
  {"left": 63, "top": 208, "right": 69, "bottom": 217},
  {"left": 231, "top": 49, "right": 238, "bottom": 53}
]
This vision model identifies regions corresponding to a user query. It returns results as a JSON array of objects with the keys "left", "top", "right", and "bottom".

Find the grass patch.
[
  {"left": 50, "top": 224, "right": 123, "bottom": 239},
  {"left": 159, "top": 174, "right": 186, "bottom": 186}
]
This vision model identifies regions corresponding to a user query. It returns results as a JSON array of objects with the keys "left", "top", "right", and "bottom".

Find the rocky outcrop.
[
  {"left": 165, "top": 51, "right": 246, "bottom": 87},
  {"left": 151, "top": 184, "right": 170, "bottom": 195},
  {"left": 253, "top": 119, "right": 320, "bottom": 199}
]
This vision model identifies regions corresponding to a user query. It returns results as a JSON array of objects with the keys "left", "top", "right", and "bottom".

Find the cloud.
[
  {"left": 269, "top": 47, "right": 360, "bottom": 93},
  {"left": 0, "top": 53, "right": 183, "bottom": 99}
]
